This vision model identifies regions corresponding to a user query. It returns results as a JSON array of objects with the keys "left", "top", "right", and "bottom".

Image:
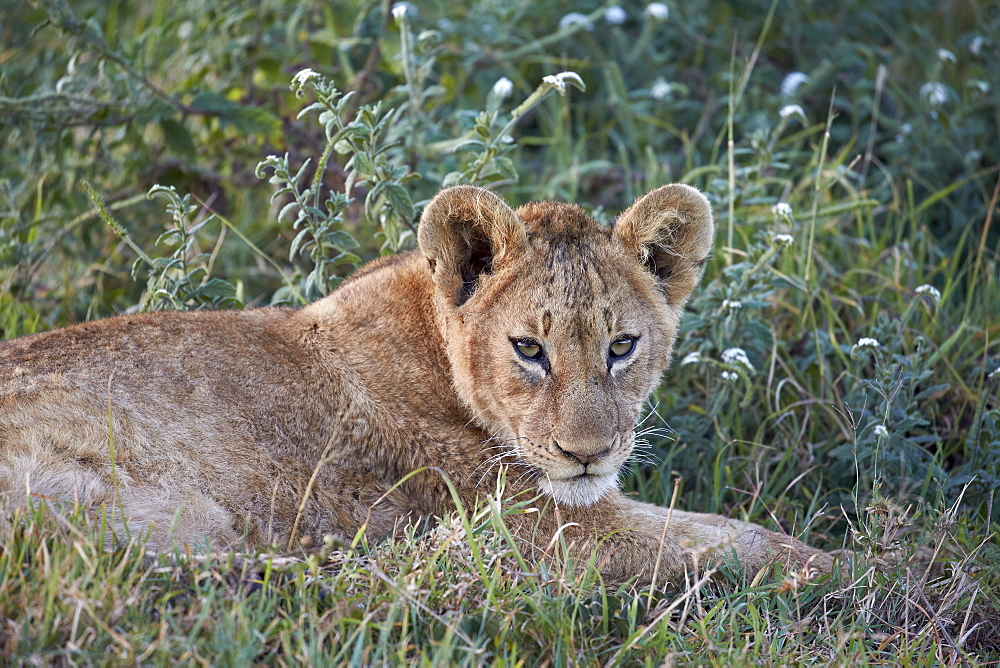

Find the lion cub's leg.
[
  {"left": 615, "top": 496, "right": 834, "bottom": 576},
  {"left": 511, "top": 494, "right": 835, "bottom": 585},
  {"left": 627, "top": 499, "right": 759, "bottom": 532}
]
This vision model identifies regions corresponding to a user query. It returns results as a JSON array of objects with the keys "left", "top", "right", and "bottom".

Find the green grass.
[
  {"left": 3, "top": 492, "right": 996, "bottom": 664},
  {"left": 1, "top": 0, "right": 999, "bottom": 663}
]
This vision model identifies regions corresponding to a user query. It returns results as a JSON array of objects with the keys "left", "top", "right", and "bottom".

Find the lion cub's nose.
[{"left": 555, "top": 442, "right": 611, "bottom": 465}]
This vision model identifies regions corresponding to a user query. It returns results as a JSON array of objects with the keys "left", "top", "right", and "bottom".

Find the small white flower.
[
  {"left": 292, "top": 68, "right": 320, "bottom": 86},
  {"left": 722, "top": 347, "right": 753, "bottom": 371},
  {"left": 989, "top": 367, "right": 1000, "bottom": 381},
  {"left": 177, "top": 21, "right": 194, "bottom": 41},
  {"left": 852, "top": 337, "right": 881, "bottom": 355},
  {"left": 937, "top": 48, "right": 957, "bottom": 63},
  {"left": 970, "top": 35, "right": 984, "bottom": 56},
  {"left": 873, "top": 425, "right": 889, "bottom": 439},
  {"left": 920, "top": 82, "right": 949, "bottom": 106},
  {"left": 771, "top": 202, "right": 792, "bottom": 218},
  {"left": 391, "top": 3, "right": 409, "bottom": 20},
  {"left": 650, "top": 79, "right": 672, "bottom": 100},
  {"left": 721, "top": 299, "right": 743, "bottom": 312},
  {"left": 721, "top": 371, "right": 739, "bottom": 382},
  {"left": 559, "top": 12, "right": 591, "bottom": 30},
  {"left": 645, "top": 2, "right": 669, "bottom": 20},
  {"left": 605, "top": 6, "right": 627, "bottom": 24},
  {"left": 915, "top": 284, "right": 941, "bottom": 304},
  {"left": 779, "top": 104, "right": 804, "bottom": 120},
  {"left": 895, "top": 122, "right": 913, "bottom": 143},
  {"left": 681, "top": 351, "right": 701, "bottom": 366},
  {"left": 542, "top": 71, "right": 586, "bottom": 94},
  {"left": 969, "top": 80, "right": 990, "bottom": 94},
  {"left": 491, "top": 77, "right": 513, "bottom": 100},
  {"left": 780, "top": 71, "right": 810, "bottom": 98},
  {"left": 773, "top": 233, "right": 794, "bottom": 247}
]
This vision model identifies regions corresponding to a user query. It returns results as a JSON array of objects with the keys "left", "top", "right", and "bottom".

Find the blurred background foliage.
[{"left": 1, "top": 0, "right": 998, "bottom": 538}]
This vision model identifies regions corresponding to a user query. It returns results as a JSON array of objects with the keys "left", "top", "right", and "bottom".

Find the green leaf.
[
  {"left": 190, "top": 91, "right": 237, "bottom": 115},
  {"left": 351, "top": 151, "right": 375, "bottom": 176},
  {"left": 278, "top": 201, "right": 299, "bottom": 224},
  {"left": 383, "top": 183, "right": 414, "bottom": 220},
  {"left": 289, "top": 228, "right": 310, "bottom": 261},
  {"left": 229, "top": 106, "right": 281, "bottom": 136},
  {"left": 327, "top": 229, "right": 360, "bottom": 250},
  {"left": 160, "top": 119, "right": 196, "bottom": 157},
  {"left": 331, "top": 252, "right": 361, "bottom": 266},
  {"left": 199, "top": 278, "right": 237, "bottom": 299}
]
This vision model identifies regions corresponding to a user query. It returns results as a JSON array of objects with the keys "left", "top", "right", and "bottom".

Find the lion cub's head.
[{"left": 418, "top": 185, "right": 714, "bottom": 507}]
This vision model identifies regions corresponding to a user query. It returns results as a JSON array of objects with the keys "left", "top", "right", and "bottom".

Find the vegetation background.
[{"left": 1, "top": 0, "right": 998, "bottom": 663}]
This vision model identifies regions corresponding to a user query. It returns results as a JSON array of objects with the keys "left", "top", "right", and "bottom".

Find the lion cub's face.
[{"left": 419, "top": 185, "right": 714, "bottom": 507}]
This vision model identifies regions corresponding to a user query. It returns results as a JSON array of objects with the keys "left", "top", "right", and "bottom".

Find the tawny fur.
[{"left": 0, "top": 184, "right": 834, "bottom": 584}]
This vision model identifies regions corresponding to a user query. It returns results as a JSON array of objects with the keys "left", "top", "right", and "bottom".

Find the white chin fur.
[{"left": 538, "top": 473, "right": 616, "bottom": 507}]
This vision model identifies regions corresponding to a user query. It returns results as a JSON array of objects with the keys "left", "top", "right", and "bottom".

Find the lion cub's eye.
[
  {"left": 609, "top": 336, "right": 636, "bottom": 359},
  {"left": 512, "top": 338, "right": 545, "bottom": 361}
]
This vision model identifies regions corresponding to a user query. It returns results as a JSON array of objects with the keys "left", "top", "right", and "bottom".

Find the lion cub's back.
[
  {"left": 1, "top": 306, "right": 333, "bottom": 444},
  {"left": 0, "top": 307, "right": 329, "bottom": 541}
]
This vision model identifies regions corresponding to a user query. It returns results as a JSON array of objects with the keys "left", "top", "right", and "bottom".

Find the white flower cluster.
[
  {"left": 852, "top": 337, "right": 881, "bottom": 355},
  {"left": 559, "top": 12, "right": 592, "bottom": 30},
  {"left": 989, "top": 367, "right": 1000, "bottom": 381},
  {"left": 680, "top": 351, "right": 701, "bottom": 366},
  {"left": 491, "top": 77, "right": 513, "bottom": 100},
  {"left": 779, "top": 104, "right": 804, "bottom": 120},
  {"left": 650, "top": 80, "right": 672, "bottom": 100},
  {"left": 605, "top": 6, "right": 626, "bottom": 24},
  {"left": 780, "top": 71, "right": 810, "bottom": 98},
  {"left": 645, "top": 3, "right": 669, "bottom": 20},
  {"left": 915, "top": 284, "right": 941, "bottom": 304},
  {"left": 773, "top": 233, "right": 794, "bottom": 247},
  {"left": 920, "top": 82, "right": 949, "bottom": 106},
  {"left": 292, "top": 68, "right": 319, "bottom": 86},
  {"left": 542, "top": 71, "right": 585, "bottom": 94},
  {"left": 771, "top": 202, "right": 792, "bottom": 218},
  {"left": 970, "top": 36, "right": 985, "bottom": 56},
  {"left": 937, "top": 48, "right": 957, "bottom": 63},
  {"left": 682, "top": 348, "right": 759, "bottom": 379},
  {"left": 721, "top": 299, "right": 743, "bottom": 312},
  {"left": 722, "top": 347, "right": 753, "bottom": 371},
  {"left": 391, "top": 2, "right": 414, "bottom": 20},
  {"left": 873, "top": 424, "right": 889, "bottom": 439}
]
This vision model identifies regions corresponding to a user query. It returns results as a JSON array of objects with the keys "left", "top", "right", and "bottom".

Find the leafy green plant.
[{"left": 85, "top": 181, "right": 240, "bottom": 311}]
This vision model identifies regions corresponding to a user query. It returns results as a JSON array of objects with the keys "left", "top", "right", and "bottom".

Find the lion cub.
[{"left": 0, "top": 184, "right": 833, "bottom": 583}]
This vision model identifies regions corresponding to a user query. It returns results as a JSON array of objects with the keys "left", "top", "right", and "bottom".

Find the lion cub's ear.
[
  {"left": 418, "top": 185, "right": 527, "bottom": 306},
  {"left": 613, "top": 184, "right": 715, "bottom": 306}
]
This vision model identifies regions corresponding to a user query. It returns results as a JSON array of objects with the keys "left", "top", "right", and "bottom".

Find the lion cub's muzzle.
[
  {"left": 554, "top": 441, "right": 611, "bottom": 466},
  {"left": 553, "top": 431, "right": 628, "bottom": 473},
  {"left": 516, "top": 430, "right": 634, "bottom": 506}
]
